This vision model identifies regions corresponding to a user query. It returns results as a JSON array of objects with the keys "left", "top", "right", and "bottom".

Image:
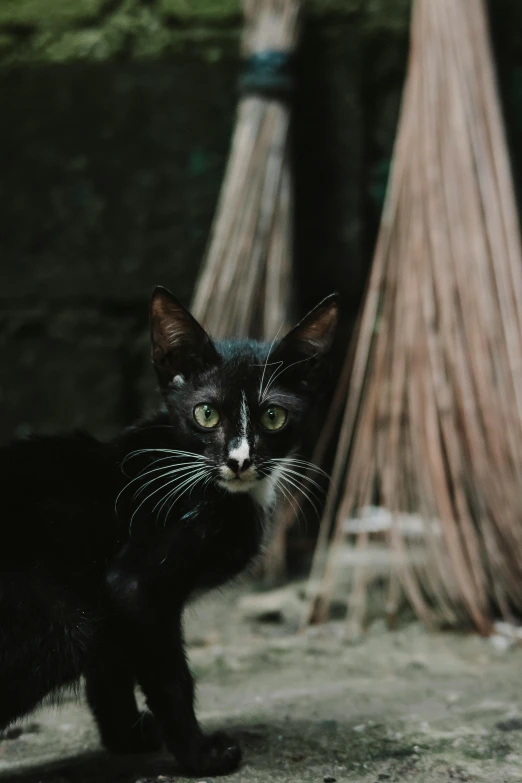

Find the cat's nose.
[{"left": 227, "top": 457, "right": 252, "bottom": 475}]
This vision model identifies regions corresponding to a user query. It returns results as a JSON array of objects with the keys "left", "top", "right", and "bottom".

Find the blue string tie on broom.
[{"left": 240, "top": 51, "right": 294, "bottom": 99}]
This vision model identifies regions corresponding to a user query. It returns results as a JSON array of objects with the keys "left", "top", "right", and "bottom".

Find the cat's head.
[{"left": 149, "top": 287, "right": 338, "bottom": 505}]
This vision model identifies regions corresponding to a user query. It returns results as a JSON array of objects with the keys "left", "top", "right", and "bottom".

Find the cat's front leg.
[
  {"left": 132, "top": 614, "right": 241, "bottom": 776},
  {"left": 107, "top": 541, "right": 241, "bottom": 774},
  {"left": 85, "top": 652, "right": 162, "bottom": 755}
]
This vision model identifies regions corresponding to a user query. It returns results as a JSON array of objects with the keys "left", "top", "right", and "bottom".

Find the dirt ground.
[{"left": 2, "top": 584, "right": 522, "bottom": 783}]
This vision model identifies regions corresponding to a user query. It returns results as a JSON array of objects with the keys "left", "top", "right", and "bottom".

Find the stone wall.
[{"left": 0, "top": 0, "right": 521, "bottom": 441}]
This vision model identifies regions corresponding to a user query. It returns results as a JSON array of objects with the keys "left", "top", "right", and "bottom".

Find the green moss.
[
  {"left": 159, "top": 0, "right": 241, "bottom": 22},
  {"left": 0, "top": 0, "right": 414, "bottom": 66},
  {"left": 0, "top": 0, "right": 409, "bottom": 29},
  {"left": 158, "top": 0, "right": 408, "bottom": 23},
  {"left": 29, "top": 29, "right": 121, "bottom": 62},
  {"left": 0, "top": 0, "right": 105, "bottom": 26},
  {"left": 0, "top": 3, "right": 240, "bottom": 65},
  {"left": 13, "top": 28, "right": 238, "bottom": 65}
]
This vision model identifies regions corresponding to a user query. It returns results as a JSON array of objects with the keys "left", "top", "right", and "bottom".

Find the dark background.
[{"left": 0, "top": 0, "right": 521, "bottom": 443}]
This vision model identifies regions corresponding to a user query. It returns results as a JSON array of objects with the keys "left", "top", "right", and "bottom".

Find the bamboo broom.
[{"left": 303, "top": 0, "right": 522, "bottom": 635}]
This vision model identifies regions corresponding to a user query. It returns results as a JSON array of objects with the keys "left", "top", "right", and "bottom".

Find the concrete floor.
[{"left": 2, "top": 587, "right": 522, "bottom": 783}]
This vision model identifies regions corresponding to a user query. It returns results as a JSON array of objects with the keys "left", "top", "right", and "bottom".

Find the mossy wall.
[{"left": 0, "top": 0, "right": 521, "bottom": 441}]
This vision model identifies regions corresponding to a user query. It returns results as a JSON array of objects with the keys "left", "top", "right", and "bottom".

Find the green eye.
[
  {"left": 261, "top": 406, "right": 287, "bottom": 431},
  {"left": 194, "top": 403, "right": 220, "bottom": 428}
]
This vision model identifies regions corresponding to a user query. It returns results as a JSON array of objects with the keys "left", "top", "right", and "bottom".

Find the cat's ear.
[
  {"left": 150, "top": 286, "right": 219, "bottom": 387},
  {"left": 271, "top": 294, "right": 339, "bottom": 387}
]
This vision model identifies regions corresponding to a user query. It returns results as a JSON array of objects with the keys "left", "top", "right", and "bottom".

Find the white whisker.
[
  {"left": 277, "top": 470, "right": 321, "bottom": 518},
  {"left": 156, "top": 466, "right": 208, "bottom": 507},
  {"left": 128, "top": 460, "right": 201, "bottom": 489},
  {"left": 134, "top": 455, "right": 206, "bottom": 476},
  {"left": 177, "top": 470, "right": 209, "bottom": 505},
  {"left": 115, "top": 458, "right": 203, "bottom": 513},
  {"left": 257, "top": 323, "right": 284, "bottom": 402},
  {"left": 152, "top": 468, "right": 208, "bottom": 519},
  {"left": 117, "top": 449, "right": 210, "bottom": 522},
  {"left": 203, "top": 473, "right": 215, "bottom": 494},
  {"left": 129, "top": 466, "right": 204, "bottom": 531},
  {"left": 273, "top": 474, "right": 306, "bottom": 524},
  {"left": 267, "top": 465, "right": 325, "bottom": 496},
  {"left": 161, "top": 470, "right": 209, "bottom": 523},
  {"left": 261, "top": 352, "right": 318, "bottom": 403},
  {"left": 260, "top": 361, "right": 283, "bottom": 402},
  {"left": 132, "top": 464, "right": 203, "bottom": 502},
  {"left": 278, "top": 467, "right": 324, "bottom": 503},
  {"left": 123, "top": 448, "right": 211, "bottom": 464},
  {"left": 262, "top": 457, "right": 329, "bottom": 525},
  {"left": 272, "top": 475, "right": 301, "bottom": 517},
  {"left": 267, "top": 457, "right": 330, "bottom": 479}
]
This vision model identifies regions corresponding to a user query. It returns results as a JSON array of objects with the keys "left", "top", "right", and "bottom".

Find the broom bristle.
[
  {"left": 191, "top": 0, "right": 300, "bottom": 341},
  {"left": 304, "top": 0, "right": 522, "bottom": 634}
]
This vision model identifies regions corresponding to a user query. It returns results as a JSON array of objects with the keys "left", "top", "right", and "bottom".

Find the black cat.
[{"left": 0, "top": 287, "right": 338, "bottom": 776}]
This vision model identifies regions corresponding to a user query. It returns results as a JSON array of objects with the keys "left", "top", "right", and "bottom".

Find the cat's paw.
[
  {"left": 103, "top": 711, "right": 162, "bottom": 755},
  {"left": 184, "top": 731, "right": 242, "bottom": 776}
]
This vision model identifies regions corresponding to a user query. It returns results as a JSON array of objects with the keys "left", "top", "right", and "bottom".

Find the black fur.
[{"left": 0, "top": 288, "right": 338, "bottom": 776}]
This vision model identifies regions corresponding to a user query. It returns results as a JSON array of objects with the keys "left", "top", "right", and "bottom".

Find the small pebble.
[
  {"left": 324, "top": 777, "right": 336, "bottom": 782},
  {"left": 490, "top": 634, "right": 514, "bottom": 652}
]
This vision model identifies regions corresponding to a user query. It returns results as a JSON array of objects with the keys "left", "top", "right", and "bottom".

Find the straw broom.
[
  {"left": 303, "top": 0, "right": 522, "bottom": 635},
  {"left": 191, "top": 0, "right": 300, "bottom": 341}
]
